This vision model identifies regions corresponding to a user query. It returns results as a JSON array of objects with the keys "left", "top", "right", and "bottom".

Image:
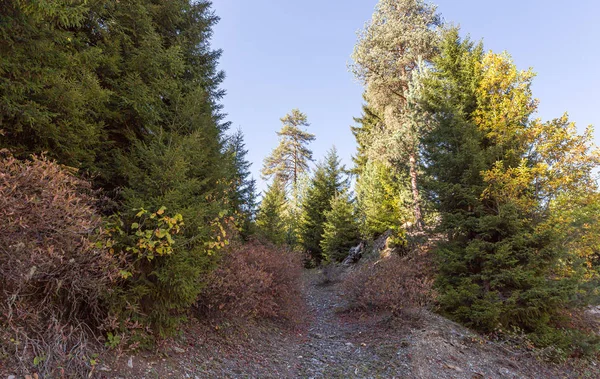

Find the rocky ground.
[
  {"left": 78, "top": 269, "right": 599, "bottom": 379},
  {"left": 3, "top": 267, "right": 599, "bottom": 378}
]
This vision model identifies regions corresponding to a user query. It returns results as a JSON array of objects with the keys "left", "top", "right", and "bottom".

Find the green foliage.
[
  {"left": 262, "top": 109, "right": 316, "bottom": 190},
  {"left": 104, "top": 206, "right": 231, "bottom": 342},
  {"left": 355, "top": 160, "right": 412, "bottom": 238},
  {"left": 350, "top": 103, "right": 381, "bottom": 176},
  {"left": 321, "top": 192, "right": 361, "bottom": 262},
  {"left": 0, "top": 0, "right": 110, "bottom": 169},
  {"left": 224, "top": 129, "right": 258, "bottom": 239},
  {"left": 423, "top": 28, "right": 600, "bottom": 352},
  {"left": 255, "top": 180, "right": 288, "bottom": 245},
  {"left": 300, "top": 147, "right": 349, "bottom": 263},
  {"left": 351, "top": 0, "right": 442, "bottom": 228}
]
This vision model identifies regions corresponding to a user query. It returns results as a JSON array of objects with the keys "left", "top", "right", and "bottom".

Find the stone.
[
  {"left": 342, "top": 241, "right": 364, "bottom": 265},
  {"left": 127, "top": 356, "right": 133, "bottom": 368}
]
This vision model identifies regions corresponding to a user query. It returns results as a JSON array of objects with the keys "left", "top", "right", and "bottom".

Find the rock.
[
  {"left": 173, "top": 346, "right": 186, "bottom": 354},
  {"left": 99, "top": 365, "right": 111, "bottom": 372},
  {"left": 445, "top": 364, "right": 463, "bottom": 372},
  {"left": 8, "top": 375, "right": 16, "bottom": 379},
  {"left": 127, "top": 356, "right": 133, "bottom": 368},
  {"left": 345, "top": 342, "right": 354, "bottom": 347},
  {"left": 342, "top": 242, "right": 364, "bottom": 265}
]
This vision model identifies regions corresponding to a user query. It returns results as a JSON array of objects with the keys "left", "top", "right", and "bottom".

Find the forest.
[{"left": 1, "top": 0, "right": 599, "bottom": 377}]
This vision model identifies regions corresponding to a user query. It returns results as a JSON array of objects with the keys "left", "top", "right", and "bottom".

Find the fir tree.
[
  {"left": 350, "top": 102, "right": 382, "bottom": 176},
  {"left": 0, "top": 0, "right": 110, "bottom": 170},
  {"left": 225, "top": 129, "right": 258, "bottom": 238},
  {"left": 300, "top": 147, "right": 348, "bottom": 263},
  {"left": 321, "top": 192, "right": 361, "bottom": 262},
  {"left": 423, "top": 28, "right": 600, "bottom": 342},
  {"left": 100, "top": 0, "right": 232, "bottom": 336},
  {"left": 262, "top": 109, "right": 316, "bottom": 191},
  {"left": 355, "top": 160, "right": 412, "bottom": 238},
  {"left": 255, "top": 180, "right": 287, "bottom": 245}
]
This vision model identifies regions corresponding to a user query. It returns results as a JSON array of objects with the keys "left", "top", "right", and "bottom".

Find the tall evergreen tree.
[
  {"left": 300, "top": 147, "right": 348, "bottom": 263},
  {"left": 355, "top": 160, "right": 412, "bottom": 238},
  {"left": 351, "top": 0, "right": 442, "bottom": 229},
  {"left": 321, "top": 192, "right": 361, "bottom": 262},
  {"left": 262, "top": 109, "right": 316, "bottom": 191},
  {"left": 97, "top": 0, "right": 232, "bottom": 336},
  {"left": 350, "top": 102, "right": 382, "bottom": 176},
  {"left": 0, "top": 0, "right": 110, "bottom": 169},
  {"left": 225, "top": 129, "right": 258, "bottom": 238},
  {"left": 255, "top": 180, "right": 287, "bottom": 245},
  {"left": 423, "top": 28, "right": 600, "bottom": 341}
]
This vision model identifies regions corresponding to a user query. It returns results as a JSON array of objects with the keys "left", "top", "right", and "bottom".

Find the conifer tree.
[
  {"left": 351, "top": 0, "right": 442, "bottom": 229},
  {"left": 321, "top": 192, "right": 361, "bottom": 262},
  {"left": 0, "top": 0, "right": 110, "bottom": 170},
  {"left": 300, "top": 147, "right": 348, "bottom": 263},
  {"left": 255, "top": 180, "right": 287, "bottom": 245},
  {"left": 99, "top": 0, "right": 233, "bottom": 336},
  {"left": 225, "top": 129, "right": 258, "bottom": 238},
  {"left": 423, "top": 28, "right": 600, "bottom": 341},
  {"left": 350, "top": 102, "right": 382, "bottom": 176},
  {"left": 355, "top": 160, "right": 412, "bottom": 238},
  {"left": 262, "top": 109, "right": 316, "bottom": 191}
]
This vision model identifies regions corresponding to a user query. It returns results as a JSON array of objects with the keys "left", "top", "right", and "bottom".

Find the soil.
[{"left": 4, "top": 269, "right": 600, "bottom": 378}]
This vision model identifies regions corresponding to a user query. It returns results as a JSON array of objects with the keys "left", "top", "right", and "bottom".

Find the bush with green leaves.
[{"left": 103, "top": 206, "right": 231, "bottom": 346}]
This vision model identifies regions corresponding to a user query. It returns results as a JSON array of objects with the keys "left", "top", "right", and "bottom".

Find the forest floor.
[{"left": 93, "top": 269, "right": 600, "bottom": 379}]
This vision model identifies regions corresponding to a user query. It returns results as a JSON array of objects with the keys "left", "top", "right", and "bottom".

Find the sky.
[{"left": 211, "top": 0, "right": 600, "bottom": 194}]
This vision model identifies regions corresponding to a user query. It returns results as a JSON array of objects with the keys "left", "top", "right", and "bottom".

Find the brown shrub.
[
  {"left": 198, "top": 241, "right": 304, "bottom": 324},
  {"left": 0, "top": 153, "right": 117, "bottom": 376},
  {"left": 342, "top": 253, "right": 436, "bottom": 314}
]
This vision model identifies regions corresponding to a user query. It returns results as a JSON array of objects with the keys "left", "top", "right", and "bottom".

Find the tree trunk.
[{"left": 409, "top": 153, "right": 423, "bottom": 230}]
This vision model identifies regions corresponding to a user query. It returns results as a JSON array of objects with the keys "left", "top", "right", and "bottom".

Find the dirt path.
[
  {"left": 294, "top": 271, "right": 410, "bottom": 378},
  {"left": 99, "top": 269, "right": 598, "bottom": 378}
]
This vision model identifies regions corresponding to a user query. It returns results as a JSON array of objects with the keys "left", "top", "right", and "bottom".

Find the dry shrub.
[
  {"left": 342, "top": 253, "right": 436, "bottom": 314},
  {"left": 320, "top": 263, "right": 344, "bottom": 286},
  {"left": 198, "top": 241, "right": 304, "bottom": 323},
  {"left": 0, "top": 153, "right": 117, "bottom": 376}
]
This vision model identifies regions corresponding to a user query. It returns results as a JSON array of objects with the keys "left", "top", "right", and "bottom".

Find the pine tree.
[
  {"left": 262, "top": 109, "right": 316, "bottom": 191},
  {"left": 300, "top": 147, "right": 348, "bottom": 263},
  {"left": 321, "top": 192, "right": 361, "bottom": 262},
  {"left": 351, "top": 0, "right": 442, "bottom": 229},
  {"left": 255, "top": 180, "right": 287, "bottom": 245}
]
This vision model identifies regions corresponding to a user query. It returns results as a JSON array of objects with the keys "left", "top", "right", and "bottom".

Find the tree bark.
[{"left": 409, "top": 153, "right": 423, "bottom": 230}]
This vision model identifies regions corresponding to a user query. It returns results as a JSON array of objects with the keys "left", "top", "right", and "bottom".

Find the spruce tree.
[
  {"left": 300, "top": 147, "right": 348, "bottom": 263},
  {"left": 262, "top": 109, "right": 316, "bottom": 191},
  {"left": 0, "top": 0, "right": 110, "bottom": 170},
  {"left": 255, "top": 180, "right": 287, "bottom": 245},
  {"left": 423, "top": 28, "right": 600, "bottom": 342},
  {"left": 355, "top": 160, "right": 412, "bottom": 238},
  {"left": 225, "top": 129, "right": 258, "bottom": 238},
  {"left": 100, "top": 0, "right": 232, "bottom": 336},
  {"left": 321, "top": 192, "right": 361, "bottom": 262}
]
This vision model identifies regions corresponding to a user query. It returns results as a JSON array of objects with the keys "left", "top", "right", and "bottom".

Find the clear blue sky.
[{"left": 211, "top": 0, "right": 599, "bottom": 194}]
